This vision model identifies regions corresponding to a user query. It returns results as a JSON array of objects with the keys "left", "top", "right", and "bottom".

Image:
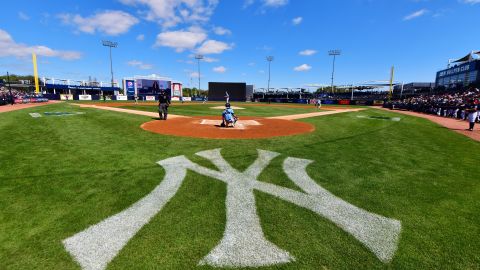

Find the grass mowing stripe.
[{"left": 0, "top": 103, "right": 479, "bottom": 269}]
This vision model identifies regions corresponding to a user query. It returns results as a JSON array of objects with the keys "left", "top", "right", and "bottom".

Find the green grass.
[
  {"left": 0, "top": 103, "right": 479, "bottom": 269},
  {"left": 118, "top": 102, "right": 323, "bottom": 117}
]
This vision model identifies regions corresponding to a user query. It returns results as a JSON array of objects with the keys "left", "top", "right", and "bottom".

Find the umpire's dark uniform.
[{"left": 158, "top": 91, "right": 171, "bottom": 120}]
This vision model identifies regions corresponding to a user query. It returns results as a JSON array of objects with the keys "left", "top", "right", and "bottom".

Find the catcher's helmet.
[{"left": 225, "top": 103, "right": 231, "bottom": 108}]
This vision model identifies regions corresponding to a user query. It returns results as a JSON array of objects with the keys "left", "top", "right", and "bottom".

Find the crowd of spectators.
[
  {"left": 0, "top": 87, "right": 15, "bottom": 105},
  {"left": 385, "top": 87, "right": 480, "bottom": 123},
  {"left": 0, "top": 87, "right": 47, "bottom": 105}
]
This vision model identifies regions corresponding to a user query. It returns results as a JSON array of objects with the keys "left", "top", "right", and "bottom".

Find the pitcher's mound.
[{"left": 141, "top": 116, "right": 314, "bottom": 139}]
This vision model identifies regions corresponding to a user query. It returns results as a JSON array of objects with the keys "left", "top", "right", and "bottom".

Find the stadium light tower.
[
  {"left": 102, "top": 40, "right": 118, "bottom": 87},
  {"left": 195, "top": 54, "right": 204, "bottom": 91},
  {"left": 328, "top": 50, "right": 341, "bottom": 93},
  {"left": 266, "top": 56, "right": 274, "bottom": 91}
]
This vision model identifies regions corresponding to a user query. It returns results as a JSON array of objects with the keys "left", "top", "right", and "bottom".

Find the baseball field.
[{"left": 0, "top": 101, "right": 479, "bottom": 269}]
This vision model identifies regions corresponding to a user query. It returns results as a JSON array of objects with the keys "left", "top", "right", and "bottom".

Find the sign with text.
[
  {"left": 78, "top": 95, "right": 92, "bottom": 101},
  {"left": 125, "top": 80, "right": 135, "bottom": 96}
]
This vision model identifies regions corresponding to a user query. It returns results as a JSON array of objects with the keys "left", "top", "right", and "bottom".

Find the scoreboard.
[{"left": 208, "top": 82, "right": 247, "bottom": 102}]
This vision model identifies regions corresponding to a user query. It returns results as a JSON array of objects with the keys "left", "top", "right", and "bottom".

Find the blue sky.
[{"left": 1, "top": 0, "right": 479, "bottom": 89}]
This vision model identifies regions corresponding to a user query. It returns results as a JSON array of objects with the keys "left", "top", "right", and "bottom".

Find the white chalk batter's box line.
[{"left": 199, "top": 119, "right": 262, "bottom": 130}]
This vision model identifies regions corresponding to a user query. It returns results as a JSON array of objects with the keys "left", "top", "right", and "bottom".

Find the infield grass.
[
  {"left": 118, "top": 102, "right": 324, "bottom": 117},
  {"left": 0, "top": 102, "right": 479, "bottom": 269}
]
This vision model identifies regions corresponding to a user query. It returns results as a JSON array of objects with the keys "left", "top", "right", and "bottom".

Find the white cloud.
[
  {"left": 203, "top": 56, "right": 219, "bottom": 62},
  {"left": 299, "top": 49, "right": 317, "bottom": 56},
  {"left": 187, "top": 54, "right": 218, "bottom": 62},
  {"left": 136, "top": 34, "right": 145, "bottom": 41},
  {"left": 213, "top": 66, "right": 227, "bottom": 73},
  {"left": 59, "top": 10, "right": 139, "bottom": 35},
  {"left": 119, "top": 0, "right": 219, "bottom": 28},
  {"left": 127, "top": 60, "right": 153, "bottom": 69},
  {"left": 293, "top": 64, "right": 312, "bottom": 72},
  {"left": 292, "top": 17, "right": 303, "bottom": 25},
  {"left": 257, "top": 45, "right": 272, "bottom": 51},
  {"left": 461, "top": 0, "right": 480, "bottom": 4},
  {"left": 18, "top": 12, "right": 30, "bottom": 21},
  {"left": 403, "top": 9, "right": 428, "bottom": 21},
  {"left": 213, "top": 26, "right": 232, "bottom": 35},
  {"left": 263, "top": 0, "right": 288, "bottom": 7},
  {"left": 248, "top": 62, "right": 256, "bottom": 66},
  {"left": 155, "top": 30, "right": 207, "bottom": 52},
  {"left": 243, "top": 0, "right": 255, "bottom": 8},
  {"left": 190, "top": 71, "right": 200, "bottom": 78},
  {"left": 196, "top": 40, "right": 233, "bottom": 54},
  {"left": 0, "top": 29, "right": 81, "bottom": 60},
  {"left": 244, "top": 0, "right": 288, "bottom": 8},
  {"left": 258, "top": 70, "right": 265, "bottom": 74}
]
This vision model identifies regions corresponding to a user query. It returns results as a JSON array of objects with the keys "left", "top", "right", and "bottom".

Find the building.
[
  {"left": 393, "top": 82, "right": 435, "bottom": 93},
  {"left": 435, "top": 51, "right": 480, "bottom": 88},
  {"left": 41, "top": 77, "right": 121, "bottom": 95},
  {"left": 123, "top": 74, "right": 182, "bottom": 99}
]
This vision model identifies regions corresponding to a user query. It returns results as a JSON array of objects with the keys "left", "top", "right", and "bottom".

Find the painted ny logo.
[{"left": 63, "top": 149, "right": 401, "bottom": 270}]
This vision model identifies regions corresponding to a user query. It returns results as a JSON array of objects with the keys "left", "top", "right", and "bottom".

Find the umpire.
[{"left": 158, "top": 89, "right": 171, "bottom": 120}]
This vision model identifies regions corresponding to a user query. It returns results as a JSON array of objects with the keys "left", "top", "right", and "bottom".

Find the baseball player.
[
  {"left": 221, "top": 103, "right": 237, "bottom": 127},
  {"left": 467, "top": 100, "right": 479, "bottom": 131},
  {"left": 224, "top": 91, "right": 230, "bottom": 103}
]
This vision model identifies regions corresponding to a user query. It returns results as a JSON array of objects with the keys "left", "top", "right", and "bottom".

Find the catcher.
[{"left": 221, "top": 103, "right": 238, "bottom": 127}]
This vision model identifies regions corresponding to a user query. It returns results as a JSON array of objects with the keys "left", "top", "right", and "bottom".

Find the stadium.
[{"left": 1, "top": 2, "right": 480, "bottom": 270}]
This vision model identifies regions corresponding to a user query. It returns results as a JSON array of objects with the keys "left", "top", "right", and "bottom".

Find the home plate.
[
  {"left": 209, "top": 106, "right": 245, "bottom": 110},
  {"left": 199, "top": 119, "right": 262, "bottom": 130}
]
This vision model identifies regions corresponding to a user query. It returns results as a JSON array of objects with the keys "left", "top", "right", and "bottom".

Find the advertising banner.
[
  {"left": 172, "top": 83, "right": 182, "bottom": 97},
  {"left": 78, "top": 95, "right": 92, "bottom": 101},
  {"left": 355, "top": 100, "right": 368, "bottom": 105},
  {"left": 323, "top": 100, "right": 336, "bottom": 105},
  {"left": 145, "top": 96, "right": 156, "bottom": 101},
  {"left": 373, "top": 100, "right": 385, "bottom": 106},
  {"left": 338, "top": 100, "right": 351, "bottom": 105},
  {"left": 60, "top": 94, "right": 74, "bottom": 101},
  {"left": 182, "top": 97, "right": 191, "bottom": 101},
  {"left": 171, "top": 97, "right": 180, "bottom": 101},
  {"left": 116, "top": 95, "right": 128, "bottom": 101},
  {"left": 125, "top": 80, "right": 135, "bottom": 96}
]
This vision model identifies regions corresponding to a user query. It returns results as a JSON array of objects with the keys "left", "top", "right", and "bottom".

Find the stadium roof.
[{"left": 452, "top": 51, "right": 480, "bottom": 63}]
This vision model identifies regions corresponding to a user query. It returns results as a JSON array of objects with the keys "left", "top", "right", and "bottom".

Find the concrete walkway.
[{"left": 378, "top": 108, "right": 480, "bottom": 142}]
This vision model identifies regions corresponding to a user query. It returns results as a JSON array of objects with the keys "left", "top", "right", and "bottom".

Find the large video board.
[
  {"left": 136, "top": 79, "right": 171, "bottom": 95},
  {"left": 208, "top": 82, "right": 247, "bottom": 101}
]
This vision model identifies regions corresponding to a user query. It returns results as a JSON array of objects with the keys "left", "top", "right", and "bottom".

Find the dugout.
[{"left": 208, "top": 82, "right": 247, "bottom": 102}]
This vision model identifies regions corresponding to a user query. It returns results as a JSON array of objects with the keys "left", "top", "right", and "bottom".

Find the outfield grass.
[
  {"left": 118, "top": 102, "right": 323, "bottom": 117},
  {"left": 0, "top": 102, "right": 479, "bottom": 269}
]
